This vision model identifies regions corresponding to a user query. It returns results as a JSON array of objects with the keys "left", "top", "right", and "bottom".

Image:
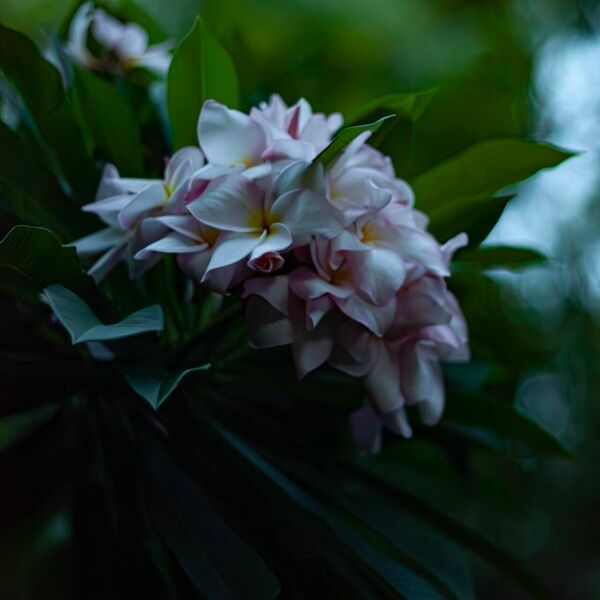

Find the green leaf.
[
  {"left": 348, "top": 89, "right": 437, "bottom": 125},
  {"left": 411, "top": 139, "right": 573, "bottom": 211},
  {"left": 453, "top": 246, "right": 546, "bottom": 271},
  {"left": 275, "top": 459, "right": 475, "bottom": 600},
  {"left": 350, "top": 444, "right": 554, "bottom": 599},
  {"left": 72, "top": 67, "right": 144, "bottom": 176},
  {"left": 167, "top": 17, "right": 239, "bottom": 149},
  {"left": 349, "top": 90, "right": 437, "bottom": 174},
  {"left": 123, "top": 363, "right": 210, "bottom": 409},
  {"left": 314, "top": 115, "right": 395, "bottom": 169},
  {"left": 0, "top": 23, "right": 97, "bottom": 200},
  {"left": 205, "top": 419, "right": 447, "bottom": 599},
  {"left": 0, "top": 121, "right": 93, "bottom": 240},
  {"left": 443, "top": 392, "right": 573, "bottom": 459},
  {"left": 43, "top": 284, "right": 163, "bottom": 344},
  {"left": 142, "top": 429, "right": 281, "bottom": 600},
  {"left": 427, "top": 193, "right": 512, "bottom": 247},
  {"left": 0, "top": 226, "right": 96, "bottom": 298}
]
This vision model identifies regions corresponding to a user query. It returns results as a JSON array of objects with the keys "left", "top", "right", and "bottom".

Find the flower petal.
[
  {"left": 203, "top": 231, "right": 265, "bottom": 277},
  {"left": 249, "top": 223, "right": 293, "bottom": 260},
  {"left": 118, "top": 182, "right": 165, "bottom": 229},
  {"left": 400, "top": 340, "right": 445, "bottom": 426},
  {"left": 349, "top": 403, "right": 382, "bottom": 455},
  {"left": 188, "top": 174, "right": 264, "bottom": 233},
  {"left": 72, "top": 227, "right": 125, "bottom": 257},
  {"left": 246, "top": 296, "right": 294, "bottom": 348},
  {"left": 364, "top": 343, "right": 404, "bottom": 414},
  {"left": 198, "top": 100, "right": 265, "bottom": 167},
  {"left": 271, "top": 189, "right": 342, "bottom": 245}
]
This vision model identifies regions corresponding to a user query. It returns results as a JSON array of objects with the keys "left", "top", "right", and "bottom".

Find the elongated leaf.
[
  {"left": 205, "top": 419, "right": 446, "bottom": 599},
  {"left": 349, "top": 89, "right": 437, "bottom": 126},
  {"left": 350, "top": 90, "right": 437, "bottom": 173},
  {"left": 0, "top": 226, "right": 96, "bottom": 298},
  {"left": 275, "top": 459, "right": 475, "bottom": 600},
  {"left": 314, "top": 115, "right": 395, "bottom": 169},
  {"left": 142, "top": 429, "right": 281, "bottom": 600},
  {"left": 427, "top": 193, "right": 512, "bottom": 247},
  {"left": 411, "top": 139, "right": 573, "bottom": 210},
  {"left": 167, "top": 17, "right": 239, "bottom": 149},
  {"left": 72, "top": 67, "right": 144, "bottom": 176},
  {"left": 43, "top": 284, "right": 163, "bottom": 343},
  {"left": 350, "top": 448, "right": 554, "bottom": 600},
  {"left": 124, "top": 363, "right": 210, "bottom": 409},
  {"left": 453, "top": 246, "right": 546, "bottom": 271},
  {"left": 0, "top": 23, "right": 97, "bottom": 200},
  {"left": 443, "top": 392, "right": 573, "bottom": 459}
]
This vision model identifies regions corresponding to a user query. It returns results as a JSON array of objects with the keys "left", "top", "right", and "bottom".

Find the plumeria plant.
[{"left": 0, "top": 5, "right": 575, "bottom": 599}]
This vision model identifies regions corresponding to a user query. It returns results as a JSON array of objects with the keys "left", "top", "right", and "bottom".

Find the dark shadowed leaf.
[
  {"left": 0, "top": 226, "right": 96, "bottom": 299},
  {"left": 443, "top": 392, "right": 573, "bottom": 459},
  {"left": 142, "top": 428, "right": 281, "bottom": 600},
  {"left": 0, "top": 23, "right": 97, "bottom": 200},
  {"left": 205, "top": 419, "right": 448, "bottom": 599},
  {"left": 167, "top": 17, "right": 239, "bottom": 149},
  {"left": 412, "top": 139, "right": 573, "bottom": 210},
  {"left": 453, "top": 246, "right": 546, "bottom": 271},
  {"left": 43, "top": 284, "right": 163, "bottom": 344},
  {"left": 0, "top": 122, "right": 91, "bottom": 240},
  {"left": 314, "top": 115, "right": 394, "bottom": 169},
  {"left": 350, "top": 89, "right": 437, "bottom": 174},
  {"left": 72, "top": 67, "right": 144, "bottom": 176},
  {"left": 427, "top": 194, "right": 512, "bottom": 247},
  {"left": 123, "top": 363, "right": 210, "bottom": 409}
]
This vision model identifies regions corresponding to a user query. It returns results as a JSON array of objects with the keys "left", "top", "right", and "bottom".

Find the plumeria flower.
[
  {"left": 187, "top": 161, "right": 343, "bottom": 280},
  {"left": 243, "top": 275, "right": 345, "bottom": 378},
  {"left": 327, "top": 132, "right": 413, "bottom": 225},
  {"left": 250, "top": 94, "right": 343, "bottom": 161},
  {"left": 196, "top": 96, "right": 342, "bottom": 175},
  {"left": 75, "top": 93, "right": 472, "bottom": 454},
  {"left": 73, "top": 147, "right": 205, "bottom": 280},
  {"left": 66, "top": 2, "right": 173, "bottom": 77}
]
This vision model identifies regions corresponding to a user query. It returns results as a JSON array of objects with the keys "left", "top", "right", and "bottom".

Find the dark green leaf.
[
  {"left": 348, "top": 89, "right": 438, "bottom": 125},
  {"left": 345, "top": 438, "right": 555, "bottom": 599},
  {"left": 167, "top": 17, "right": 239, "bottom": 149},
  {"left": 275, "top": 459, "right": 475, "bottom": 600},
  {"left": 314, "top": 115, "right": 395, "bottom": 169},
  {"left": 427, "top": 193, "right": 512, "bottom": 247},
  {"left": 0, "top": 226, "right": 96, "bottom": 298},
  {"left": 0, "top": 121, "right": 93, "bottom": 240},
  {"left": 123, "top": 363, "right": 210, "bottom": 409},
  {"left": 206, "top": 419, "right": 447, "bottom": 599},
  {"left": 0, "top": 23, "right": 97, "bottom": 200},
  {"left": 411, "top": 139, "right": 573, "bottom": 211},
  {"left": 72, "top": 67, "right": 144, "bottom": 176},
  {"left": 142, "top": 429, "right": 281, "bottom": 600},
  {"left": 453, "top": 245, "right": 546, "bottom": 271},
  {"left": 350, "top": 90, "right": 437, "bottom": 174},
  {"left": 43, "top": 284, "right": 163, "bottom": 343},
  {"left": 443, "top": 392, "right": 573, "bottom": 459}
]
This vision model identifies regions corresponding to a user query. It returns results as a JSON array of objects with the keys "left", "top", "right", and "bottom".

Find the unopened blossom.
[{"left": 66, "top": 3, "right": 173, "bottom": 77}]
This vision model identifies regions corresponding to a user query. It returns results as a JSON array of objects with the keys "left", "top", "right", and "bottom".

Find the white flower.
[{"left": 66, "top": 2, "right": 173, "bottom": 77}]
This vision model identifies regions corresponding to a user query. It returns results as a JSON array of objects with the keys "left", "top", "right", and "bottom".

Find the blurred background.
[{"left": 0, "top": 0, "right": 599, "bottom": 597}]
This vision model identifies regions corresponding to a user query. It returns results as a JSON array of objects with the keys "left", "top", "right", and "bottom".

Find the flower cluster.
[
  {"left": 75, "top": 95, "right": 469, "bottom": 452},
  {"left": 66, "top": 2, "right": 173, "bottom": 77}
]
